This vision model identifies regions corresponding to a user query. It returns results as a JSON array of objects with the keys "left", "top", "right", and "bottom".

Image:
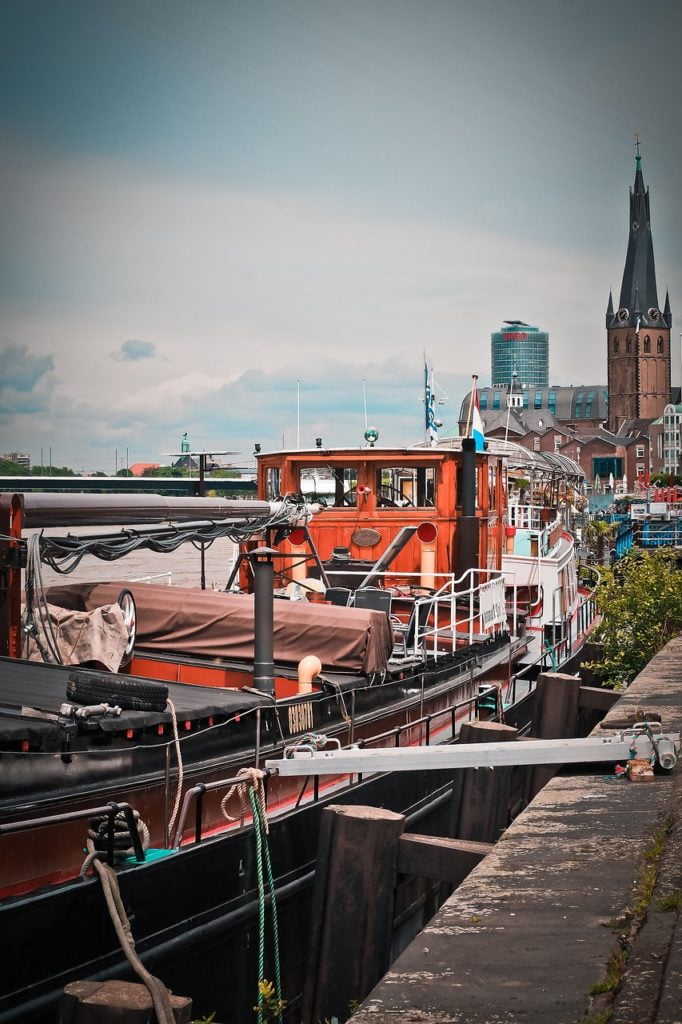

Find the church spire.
[
  {"left": 616, "top": 139, "right": 660, "bottom": 326},
  {"left": 605, "top": 288, "right": 614, "bottom": 328}
]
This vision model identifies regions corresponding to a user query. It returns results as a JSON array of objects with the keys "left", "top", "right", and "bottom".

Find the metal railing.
[
  {"left": 171, "top": 682, "right": 516, "bottom": 847},
  {"left": 324, "top": 566, "right": 511, "bottom": 657},
  {"left": 0, "top": 801, "right": 146, "bottom": 867},
  {"left": 131, "top": 571, "right": 173, "bottom": 585}
]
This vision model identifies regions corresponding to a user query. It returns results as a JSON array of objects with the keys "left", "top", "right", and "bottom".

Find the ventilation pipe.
[
  {"left": 249, "top": 547, "right": 276, "bottom": 694},
  {"left": 288, "top": 525, "right": 308, "bottom": 583},
  {"left": 298, "top": 655, "right": 322, "bottom": 694},
  {"left": 455, "top": 438, "right": 479, "bottom": 577},
  {"left": 417, "top": 522, "right": 438, "bottom": 589}
]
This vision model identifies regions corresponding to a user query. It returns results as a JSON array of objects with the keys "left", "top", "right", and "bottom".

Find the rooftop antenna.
[
  {"left": 297, "top": 379, "right": 301, "bottom": 450},
  {"left": 504, "top": 370, "right": 518, "bottom": 445}
]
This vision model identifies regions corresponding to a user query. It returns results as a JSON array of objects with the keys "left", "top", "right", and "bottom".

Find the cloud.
[
  {"left": 0, "top": 343, "right": 56, "bottom": 422},
  {"left": 0, "top": 343, "right": 53, "bottom": 392},
  {"left": 112, "top": 339, "right": 158, "bottom": 362}
]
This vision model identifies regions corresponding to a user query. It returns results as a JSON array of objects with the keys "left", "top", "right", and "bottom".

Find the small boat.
[{"left": 0, "top": 431, "right": 594, "bottom": 1022}]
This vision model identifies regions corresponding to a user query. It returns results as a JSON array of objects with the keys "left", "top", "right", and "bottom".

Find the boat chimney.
[
  {"left": 249, "top": 547, "right": 276, "bottom": 695},
  {"left": 455, "top": 438, "right": 479, "bottom": 577}
]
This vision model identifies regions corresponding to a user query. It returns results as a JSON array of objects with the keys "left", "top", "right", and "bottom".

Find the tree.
[
  {"left": 0, "top": 459, "right": 26, "bottom": 475},
  {"left": 582, "top": 518, "right": 617, "bottom": 564},
  {"left": 587, "top": 547, "right": 682, "bottom": 688}
]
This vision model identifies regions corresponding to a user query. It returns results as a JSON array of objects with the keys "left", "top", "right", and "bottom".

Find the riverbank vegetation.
[{"left": 586, "top": 547, "right": 682, "bottom": 688}]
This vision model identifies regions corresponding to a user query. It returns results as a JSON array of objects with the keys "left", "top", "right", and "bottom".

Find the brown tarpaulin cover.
[
  {"left": 45, "top": 582, "right": 393, "bottom": 675},
  {"left": 22, "top": 602, "right": 129, "bottom": 672}
]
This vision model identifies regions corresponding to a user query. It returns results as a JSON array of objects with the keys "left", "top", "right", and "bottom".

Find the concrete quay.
[{"left": 350, "top": 636, "right": 682, "bottom": 1024}]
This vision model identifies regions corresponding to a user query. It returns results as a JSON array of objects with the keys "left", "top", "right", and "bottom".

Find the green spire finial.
[{"left": 635, "top": 131, "right": 641, "bottom": 167}]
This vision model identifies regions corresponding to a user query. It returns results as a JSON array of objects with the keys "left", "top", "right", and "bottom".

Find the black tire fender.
[{"left": 66, "top": 671, "right": 169, "bottom": 712}]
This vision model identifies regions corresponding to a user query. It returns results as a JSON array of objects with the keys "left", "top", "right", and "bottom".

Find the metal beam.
[{"left": 266, "top": 727, "right": 680, "bottom": 776}]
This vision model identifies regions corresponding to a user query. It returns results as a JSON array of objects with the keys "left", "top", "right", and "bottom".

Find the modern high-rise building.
[
  {"left": 606, "top": 147, "right": 672, "bottom": 432},
  {"left": 491, "top": 321, "right": 549, "bottom": 387}
]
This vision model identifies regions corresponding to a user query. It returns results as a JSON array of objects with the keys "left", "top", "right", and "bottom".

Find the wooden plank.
[
  {"left": 579, "top": 685, "right": 620, "bottom": 712},
  {"left": 397, "top": 833, "right": 493, "bottom": 882}
]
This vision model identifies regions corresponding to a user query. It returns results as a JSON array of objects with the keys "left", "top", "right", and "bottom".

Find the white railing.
[
  {"left": 130, "top": 571, "right": 173, "bottom": 585},
  {"left": 324, "top": 567, "right": 516, "bottom": 660}
]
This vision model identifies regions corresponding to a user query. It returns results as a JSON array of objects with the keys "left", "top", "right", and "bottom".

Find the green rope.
[
  {"left": 544, "top": 639, "right": 558, "bottom": 672},
  {"left": 250, "top": 788, "right": 266, "bottom": 1024},
  {"left": 249, "top": 786, "right": 284, "bottom": 1024}
]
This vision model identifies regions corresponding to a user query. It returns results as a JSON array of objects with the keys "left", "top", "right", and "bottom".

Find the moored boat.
[{"left": 0, "top": 431, "right": 594, "bottom": 1022}]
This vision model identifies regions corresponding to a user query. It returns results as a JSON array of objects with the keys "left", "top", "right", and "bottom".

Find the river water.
[{"left": 27, "top": 526, "right": 238, "bottom": 591}]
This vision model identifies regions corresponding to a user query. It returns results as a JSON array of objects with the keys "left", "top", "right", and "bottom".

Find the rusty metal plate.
[{"left": 352, "top": 528, "right": 381, "bottom": 548}]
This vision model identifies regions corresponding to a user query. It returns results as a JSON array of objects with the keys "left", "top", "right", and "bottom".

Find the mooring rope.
[
  {"left": 165, "top": 699, "right": 184, "bottom": 840},
  {"left": 218, "top": 767, "right": 283, "bottom": 1024},
  {"left": 80, "top": 812, "right": 173, "bottom": 1024}
]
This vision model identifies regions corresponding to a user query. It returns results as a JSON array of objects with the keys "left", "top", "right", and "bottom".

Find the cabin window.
[
  {"left": 265, "top": 467, "right": 281, "bottom": 500},
  {"left": 375, "top": 465, "right": 435, "bottom": 507},
  {"left": 298, "top": 465, "right": 358, "bottom": 507}
]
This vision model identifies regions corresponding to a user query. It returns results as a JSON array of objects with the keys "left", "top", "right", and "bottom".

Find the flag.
[
  {"left": 424, "top": 360, "right": 439, "bottom": 446},
  {"left": 471, "top": 391, "right": 485, "bottom": 452}
]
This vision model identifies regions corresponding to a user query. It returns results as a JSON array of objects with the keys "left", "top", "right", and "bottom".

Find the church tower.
[{"left": 606, "top": 144, "right": 672, "bottom": 432}]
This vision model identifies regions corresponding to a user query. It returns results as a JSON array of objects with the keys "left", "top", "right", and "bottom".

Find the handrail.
[
  {"left": 0, "top": 800, "right": 145, "bottom": 867},
  {"left": 324, "top": 566, "right": 510, "bottom": 653},
  {"left": 171, "top": 770, "right": 273, "bottom": 849}
]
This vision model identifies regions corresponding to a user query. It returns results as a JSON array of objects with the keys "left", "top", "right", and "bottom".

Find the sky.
[{"left": 2, "top": 0, "right": 682, "bottom": 473}]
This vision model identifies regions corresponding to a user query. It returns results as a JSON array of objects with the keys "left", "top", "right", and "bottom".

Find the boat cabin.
[{"left": 242, "top": 441, "right": 506, "bottom": 595}]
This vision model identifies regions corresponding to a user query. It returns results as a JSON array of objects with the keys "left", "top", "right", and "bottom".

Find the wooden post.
[
  {"left": 58, "top": 980, "right": 192, "bottom": 1023},
  {"left": 457, "top": 720, "right": 518, "bottom": 843},
  {"left": 528, "top": 671, "right": 582, "bottom": 801},
  {"left": 302, "top": 805, "right": 405, "bottom": 1024}
]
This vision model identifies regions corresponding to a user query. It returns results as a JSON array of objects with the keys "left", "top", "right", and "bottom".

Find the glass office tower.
[{"left": 491, "top": 321, "right": 549, "bottom": 387}]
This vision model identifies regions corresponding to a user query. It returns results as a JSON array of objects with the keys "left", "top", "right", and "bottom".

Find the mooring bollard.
[
  {"left": 527, "top": 671, "right": 582, "bottom": 801},
  {"left": 302, "top": 804, "right": 405, "bottom": 1024},
  {"left": 457, "top": 720, "right": 518, "bottom": 843},
  {"left": 57, "top": 980, "right": 193, "bottom": 1023}
]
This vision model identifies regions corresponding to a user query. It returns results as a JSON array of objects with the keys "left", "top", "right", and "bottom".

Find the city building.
[
  {"left": 491, "top": 321, "right": 549, "bottom": 387},
  {"left": 659, "top": 403, "right": 682, "bottom": 476},
  {"left": 1, "top": 451, "right": 31, "bottom": 469},
  {"left": 456, "top": 147, "right": 678, "bottom": 488},
  {"left": 606, "top": 146, "right": 672, "bottom": 432}
]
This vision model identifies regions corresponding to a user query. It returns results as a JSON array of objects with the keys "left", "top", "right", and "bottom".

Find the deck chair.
[
  {"left": 353, "top": 587, "right": 393, "bottom": 617},
  {"left": 392, "top": 599, "right": 431, "bottom": 659},
  {"left": 325, "top": 587, "right": 353, "bottom": 607}
]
